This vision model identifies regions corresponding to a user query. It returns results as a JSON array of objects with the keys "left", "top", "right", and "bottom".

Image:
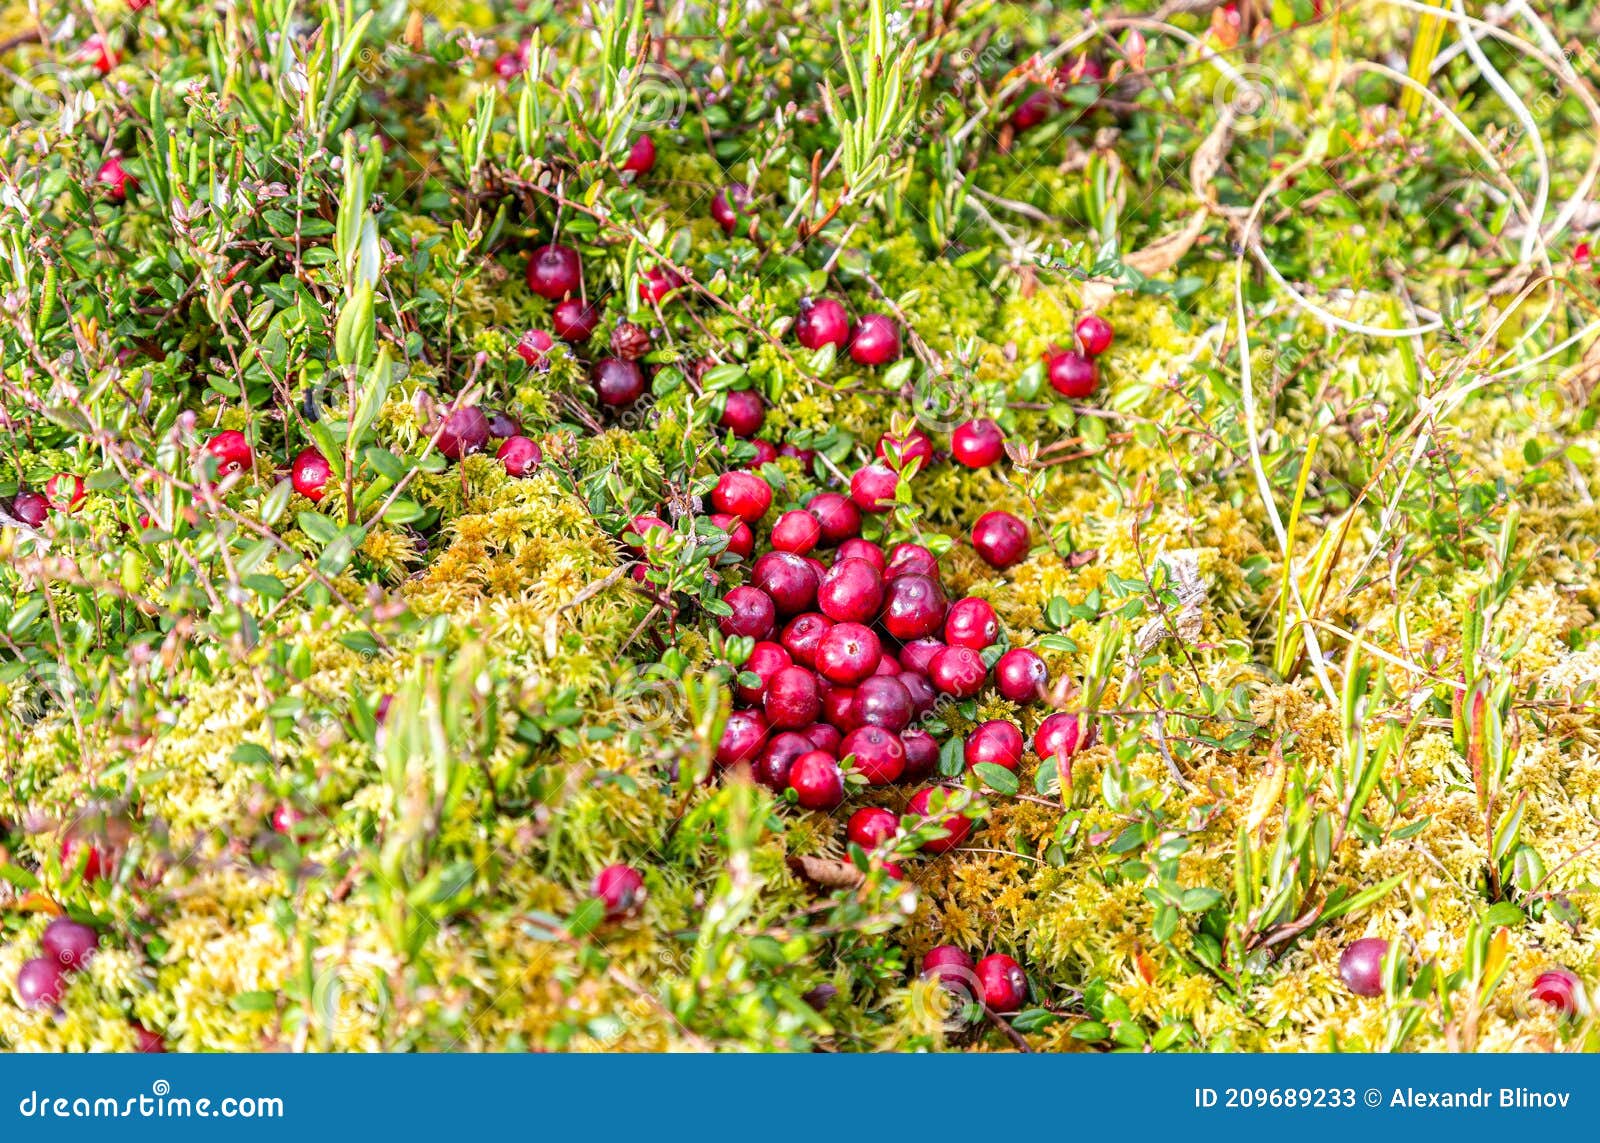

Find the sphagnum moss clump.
[{"left": 2, "top": 1, "right": 1600, "bottom": 1053}]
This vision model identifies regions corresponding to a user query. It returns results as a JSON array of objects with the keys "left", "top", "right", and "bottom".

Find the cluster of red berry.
[{"left": 12, "top": 910, "right": 163, "bottom": 1049}]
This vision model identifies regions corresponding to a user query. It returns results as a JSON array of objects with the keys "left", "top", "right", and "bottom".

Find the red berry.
[
  {"left": 928, "top": 645, "right": 986, "bottom": 697},
  {"left": 270, "top": 803, "right": 307, "bottom": 836},
  {"left": 754, "top": 731, "right": 814, "bottom": 791},
  {"left": 737, "top": 641, "right": 793, "bottom": 704},
  {"left": 972, "top": 510, "right": 1030, "bottom": 569},
  {"left": 900, "top": 726, "right": 939, "bottom": 779},
  {"left": 1339, "top": 937, "right": 1390, "bottom": 997},
  {"left": 131, "top": 1023, "right": 166, "bottom": 1053},
  {"left": 816, "top": 621, "right": 883, "bottom": 685},
  {"left": 974, "top": 954, "right": 1026, "bottom": 1010},
  {"left": 835, "top": 536, "right": 884, "bottom": 571},
  {"left": 80, "top": 35, "right": 117, "bottom": 75},
  {"left": 1009, "top": 88, "right": 1054, "bottom": 131},
  {"left": 945, "top": 597, "right": 1000, "bottom": 651},
  {"left": 497, "top": 436, "right": 543, "bottom": 476},
  {"left": 899, "top": 638, "right": 946, "bottom": 675},
  {"left": 779, "top": 442, "right": 817, "bottom": 469},
  {"left": 770, "top": 510, "right": 822, "bottom": 555},
  {"left": 848, "top": 314, "right": 901, "bottom": 365},
  {"left": 872, "top": 653, "right": 902, "bottom": 676},
  {"left": 822, "top": 685, "right": 858, "bottom": 731},
  {"left": 1046, "top": 349, "right": 1097, "bottom": 398},
  {"left": 850, "top": 464, "right": 899, "bottom": 513},
  {"left": 515, "top": 329, "right": 555, "bottom": 365},
  {"left": 713, "top": 470, "right": 773, "bottom": 524},
  {"left": 995, "top": 648, "right": 1049, "bottom": 704},
  {"left": 788, "top": 750, "right": 845, "bottom": 809},
  {"left": 494, "top": 47, "right": 528, "bottom": 79},
  {"left": 847, "top": 806, "right": 899, "bottom": 849},
  {"left": 882, "top": 574, "right": 947, "bottom": 641},
  {"left": 437, "top": 407, "right": 490, "bottom": 459},
  {"left": 639, "top": 266, "right": 685, "bottom": 306},
  {"left": 951, "top": 420, "right": 1004, "bottom": 468},
  {"left": 41, "top": 917, "right": 100, "bottom": 971},
  {"left": 717, "top": 709, "right": 769, "bottom": 768},
  {"left": 817, "top": 557, "right": 884, "bottom": 623},
  {"left": 802, "top": 722, "right": 843, "bottom": 756},
  {"left": 779, "top": 612, "right": 834, "bottom": 668},
  {"left": 622, "top": 135, "right": 656, "bottom": 174},
  {"left": 765, "top": 666, "right": 822, "bottom": 729},
  {"left": 965, "top": 720, "right": 1024, "bottom": 772},
  {"left": 899, "top": 671, "right": 938, "bottom": 716},
  {"left": 1531, "top": 969, "right": 1583, "bottom": 1017},
  {"left": 10, "top": 491, "right": 49, "bottom": 527},
  {"left": 795, "top": 298, "right": 851, "bottom": 350},
  {"left": 747, "top": 439, "right": 779, "bottom": 468},
  {"left": 719, "top": 585, "right": 776, "bottom": 640},
  {"left": 44, "top": 474, "right": 86, "bottom": 512},
  {"left": 842, "top": 725, "right": 906, "bottom": 783},
  {"left": 853, "top": 676, "right": 914, "bottom": 733},
  {"left": 1075, "top": 313, "right": 1114, "bottom": 356},
  {"left": 719, "top": 390, "right": 765, "bottom": 438},
  {"left": 711, "top": 183, "right": 754, "bottom": 234},
  {"left": 488, "top": 411, "right": 523, "bottom": 440},
  {"left": 526, "top": 243, "right": 583, "bottom": 299},
  {"left": 923, "top": 945, "right": 975, "bottom": 990},
  {"left": 1033, "top": 712, "right": 1083, "bottom": 762},
  {"left": 884, "top": 542, "right": 938, "bottom": 580},
  {"left": 877, "top": 430, "right": 934, "bottom": 469},
  {"left": 205, "top": 430, "right": 253, "bottom": 476},
  {"left": 96, "top": 157, "right": 136, "bottom": 202},
  {"left": 291, "top": 448, "right": 331, "bottom": 501},
  {"left": 592, "top": 864, "right": 646, "bottom": 920},
  {"left": 553, "top": 298, "right": 602, "bottom": 341},
  {"left": 625, "top": 513, "right": 671, "bottom": 556},
  {"left": 907, "top": 786, "right": 973, "bottom": 853},
  {"left": 712, "top": 513, "right": 755, "bottom": 560},
  {"left": 17, "top": 957, "right": 67, "bottom": 1009},
  {"left": 592, "top": 358, "right": 645, "bottom": 407},
  {"left": 752, "top": 551, "right": 819, "bottom": 615}
]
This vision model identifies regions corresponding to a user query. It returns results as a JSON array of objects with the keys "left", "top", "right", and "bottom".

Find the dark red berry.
[
  {"left": 975, "top": 954, "right": 1026, "bottom": 1010},
  {"left": 801, "top": 722, "right": 842, "bottom": 756},
  {"left": 754, "top": 731, "right": 814, "bottom": 791},
  {"left": 884, "top": 542, "right": 938, "bottom": 580},
  {"left": 928, "top": 645, "right": 986, "bottom": 697},
  {"left": 779, "top": 442, "right": 817, "bottom": 469},
  {"left": 712, "top": 513, "right": 755, "bottom": 560},
  {"left": 717, "top": 709, "right": 769, "bottom": 767},
  {"left": 817, "top": 557, "right": 884, "bottom": 623},
  {"left": 515, "top": 329, "right": 554, "bottom": 365},
  {"left": 592, "top": 358, "right": 645, "bottom": 407},
  {"left": 995, "top": 648, "right": 1049, "bottom": 704},
  {"left": 487, "top": 411, "right": 522, "bottom": 440},
  {"left": 853, "top": 675, "right": 914, "bottom": 733},
  {"left": 720, "top": 390, "right": 766, "bottom": 438},
  {"left": 10, "top": 491, "right": 49, "bottom": 527},
  {"left": 639, "top": 266, "right": 685, "bottom": 305},
  {"left": 872, "top": 654, "right": 902, "bottom": 676},
  {"left": 592, "top": 864, "right": 646, "bottom": 920},
  {"left": 901, "top": 726, "right": 939, "bottom": 778},
  {"left": 712, "top": 471, "right": 773, "bottom": 524},
  {"left": 747, "top": 439, "right": 779, "bottom": 468},
  {"left": 907, "top": 786, "right": 973, "bottom": 853},
  {"left": 17, "top": 957, "right": 67, "bottom": 1009},
  {"left": 1339, "top": 937, "right": 1390, "bottom": 997},
  {"left": 848, "top": 314, "right": 900, "bottom": 366},
  {"left": 41, "top": 917, "right": 100, "bottom": 971},
  {"left": 437, "top": 407, "right": 491, "bottom": 459},
  {"left": 972, "top": 511, "right": 1029, "bottom": 569},
  {"left": 795, "top": 298, "right": 851, "bottom": 350},
  {"left": 923, "top": 945, "right": 975, "bottom": 991},
  {"left": 951, "top": 420, "right": 1004, "bottom": 468},
  {"left": 291, "top": 448, "right": 331, "bottom": 501},
  {"left": 552, "top": 298, "right": 602, "bottom": 342},
  {"left": 850, "top": 464, "right": 898, "bottom": 513},
  {"left": 711, "top": 183, "right": 753, "bottom": 234},
  {"left": 841, "top": 725, "right": 906, "bottom": 784},
  {"left": 771, "top": 510, "right": 822, "bottom": 555},
  {"left": 847, "top": 806, "right": 899, "bottom": 850},
  {"left": 779, "top": 612, "right": 834, "bottom": 668},
  {"left": 945, "top": 597, "right": 1000, "bottom": 651},
  {"left": 1009, "top": 88, "right": 1054, "bottom": 131},
  {"left": 494, "top": 46, "right": 528, "bottom": 78},
  {"left": 1531, "top": 969, "right": 1583, "bottom": 1017},
  {"left": 497, "top": 436, "right": 543, "bottom": 476},
  {"left": 899, "top": 672, "right": 937, "bottom": 717},
  {"left": 132, "top": 1023, "right": 166, "bottom": 1053},
  {"left": 719, "top": 585, "right": 776, "bottom": 640},
  {"left": 877, "top": 430, "right": 934, "bottom": 469},
  {"left": 1046, "top": 349, "right": 1097, "bottom": 398},
  {"left": 270, "top": 803, "right": 307, "bottom": 836},
  {"left": 96, "top": 156, "right": 135, "bottom": 201},
  {"left": 623, "top": 135, "right": 656, "bottom": 174},
  {"left": 1075, "top": 313, "right": 1114, "bottom": 357},
  {"left": 1033, "top": 712, "right": 1083, "bottom": 762},
  {"left": 788, "top": 751, "right": 845, "bottom": 809},
  {"left": 899, "top": 638, "right": 946, "bottom": 676},
  {"left": 765, "top": 666, "right": 822, "bottom": 729},
  {"left": 965, "top": 720, "right": 1023, "bottom": 772},
  {"left": 835, "top": 537, "right": 884, "bottom": 572},
  {"left": 737, "top": 641, "right": 793, "bottom": 704},
  {"left": 815, "top": 621, "right": 883, "bottom": 685},
  {"left": 822, "top": 685, "right": 858, "bottom": 731},
  {"left": 881, "top": 574, "right": 947, "bottom": 641},
  {"left": 205, "top": 430, "right": 253, "bottom": 476},
  {"left": 753, "top": 551, "right": 819, "bottom": 615},
  {"left": 526, "top": 243, "right": 582, "bottom": 299}
]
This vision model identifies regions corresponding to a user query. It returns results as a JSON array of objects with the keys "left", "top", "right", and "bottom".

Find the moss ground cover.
[{"left": 2, "top": 0, "right": 1600, "bottom": 1052}]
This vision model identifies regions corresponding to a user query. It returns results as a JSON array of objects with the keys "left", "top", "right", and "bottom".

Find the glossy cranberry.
[
  {"left": 1339, "top": 937, "right": 1390, "bottom": 997},
  {"left": 96, "top": 157, "right": 136, "bottom": 201},
  {"left": 822, "top": 685, "right": 858, "bottom": 731},
  {"left": 270, "top": 803, "right": 307, "bottom": 836},
  {"left": 712, "top": 470, "right": 773, "bottom": 524},
  {"left": 526, "top": 243, "right": 583, "bottom": 299},
  {"left": 638, "top": 266, "right": 685, "bottom": 305},
  {"left": 850, "top": 464, "right": 898, "bottom": 513},
  {"left": 486, "top": 411, "right": 522, "bottom": 440},
  {"left": 132, "top": 1023, "right": 166, "bottom": 1053},
  {"left": 975, "top": 954, "right": 1027, "bottom": 1010},
  {"left": 60, "top": 832, "right": 110, "bottom": 881},
  {"left": 817, "top": 557, "right": 884, "bottom": 623},
  {"left": 899, "top": 638, "right": 946, "bottom": 676},
  {"left": 10, "top": 491, "right": 48, "bottom": 527},
  {"left": 552, "top": 298, "right": 601, "bottom": 342},
  {"left": 754, "top": 731, "right": 815, "bottom": 791},
  {"left": 719, "top": 585, "right": 776, "bottom": 640},
  {"left": 205, "top": 430, "right": 253, "bottom": 476},
  {"left": 717, "top": 709, "right": 769, "bottom": 768},
  {"left": 945, "top": 597, "right": 1000, "bottom": 651},
  {"left": 847, "top": 807, "right": 900, "bottom": 850},
  {"left": 765, "top": 666, "right": 822, "bottom": 729},
  {"left": 1047, "top": 349, "right": 1097, "bottom": 398},
  {"left": 965, "top": 720, "right": 1024, "bottom": 772},
  {"left": 42, "top": 918, "right": 100, "bottom": 971},
  {"left": 801, "top": 722, "right": 843, "bottom": 756},
  {"left": 972, "top": 511, "right": 1030, "bottom": 570},
  {"left": 901, "top": 726, "right": 940, "bottom": 778},
  {"left": 1075, "top": 313, "right": 1114, "bottom": 357},
  {"left": 877, "top": 430, "right": 934, "bottom": 469},
  {"left": 907, "top": 786, "right": 973, "bottom": 853},
  {"left": 287, "top": 447, "right": 331, "bottom": 501},
  {"left": 779, "top": 612, "right": 834, "bottom": 668},
  {"left": 17, "top": 957, "right": 67, "bottom": 1009},
  {"left": 592, "top": 358, "right": 645, "bottom": 407},
  {"left": 854, "top": 676, "right": 914, "bottom": 733},
  {"left": 929, "top": 646, "right": 987, "bottom": 698},
  {"left": 720, "top": 390, "right": 765, "bottom": 438},
  {"left": 752, "top": 551, "right": 818, "bottom": 615},
  {"left": 497, "top": 436, "right": 543, "bottom": 476},
  {"left": 592, "top": 864, "right": 646, "bottom": 920},
  {"left": 884, "top": 542, "right": 938, "bottom": 580},
  {"left": 872, "top": 654, "right": 902, "bottom": 676},
  {"left": 995, "top": 648, "right": 1049, "bottom": 704},
  {"left": 794, "top": 297, "right": 851, "bottom": 351},
  {"left": 881, "top": 574, "right": 947, "bottom": 641},
  {"left": 950, "top": 420, "right": 1004, "bottom": 468},
  {"left": 923, "top": 945, "right": 975, "bottom": 990},
  {"left": 1033, "top": 712, "right": 1083, "bottom": 762},
  {"left": 712, "top": 513, "right": 755, "bottom": 560},
  {"left": 711, "top": 183, "right": 754, "bottom": 234},
  {"left": 841, "top": 725, "right": 906, "bottom": 784},
  {"left": 848, "top": 314, "right": 901, "bottom": 366},
  {"left": 625, "top": 514, "right": 671, "bottom": 556},
  {"left": 771, "top": 510, "right": 822, "bottom": 555},
  {"left": 1531, "top": 969, "right": 1584, "bottom": 1017},
  {"left": 737, "top": 641, "right": 793, "bottom": 704},
  {"left": 41, "top": 474, "right": 84, "bottom": 513},
  {"left": 747, "top": 439, "right": 779, "bottom": 468},
  {"left": 835, "top": 537, "right": 884, "bottom": 572},
  {"left": 515, "top": 329, "right": 554, "bottom": 366},
  {"left": 815, "top": 622, "right": 883, "bottom": 685},
  {"left": 788, "top": 751, "right": 845, "bottom": 810},
  {"left": 806, "top": 494, "right": 857, "bottom": 548},
  {"left": 438, "top": 407, "right": 492, "bottom": 459},
  {"left": 622, "top": 135, "right": 656, "bottom": 174}
]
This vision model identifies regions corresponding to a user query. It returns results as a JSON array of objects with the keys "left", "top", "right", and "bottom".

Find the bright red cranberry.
[
  {"left": 901, "top": 727, "right": 939, "bottom": 778},
  {"left": 622, "top": 135, "right": 656, "bottom": 174},
  {"left": 96, "top": 156, "right": 136, "bottom": 201},
  {"left": 526, "top": 243, "right": 582, "bottom": 299},
  {"left": 801, "top": 495, "right": 857, "bottom": 550},
  {"left": 907, "top": 786, "right": 973, "bottom": 853},
  {"left": 972, "top": 511, "right": 1030, "bottom": 569},
  {"left": 822, "top": 685, "right": 858, "bottom": 731},
  {"left": 10, "top": 491, "right": 49, "bottom": 527},
  {"left": 780, "top": 612, "right": 834, "bottom": 668},
  {"left": 592, "top": 358, "right": 645, "bottom": 407},
  {"left": 847, "top": 807, "right": 900, "bottom": 849},
  {"left": 717, "top": 709, "right": 769, "bottom": 767},
  {"left": 884, "top": 542, "right": 938, "bottom": 580},
  {"left": 850, "top": 464, "right": 898, "bottom": 513},
  {"left": 553, "top": 298, "right": 602, "bottom": 341},
  {"left": 1075, "top": 313, "right": 1114, "bottom": 356},
  {"left": 754, "top": 731, "right": 814, "bottom": 791},
  {"left": 965, "top": 720, "right": 1024, "bottom": 772},
  {"left": 950, "top": 420, "right": 1004, "bottom": 468},
  {"left": 923, "top": 945, "right": 975, "bottom": 990},
  {"left": 42, "top": 918, "right": 100, "bottom": 971},
  {"left": 639, "top": 266, "right": 685, "bottom": 305},
  {"left": 625, "top": 513, "right": 671, "bottom": 556},
  {"left": 1531, "top": 969, "right": 1584, "bottom": 1017},
  {"left": 945, "top": 597, "right": 1000, "bottom": 650},
  {"left": 720, "top": 390, "right": 765, "bottom": 438},
  {"left": 795, "top": 298, "right": 851, "bottom": 350},
  {"left": 771, "top": 510, "right": 822, "bottom": 555},
  {"left": 1033, "top": 712, "right": 1083, "bottom": 762},
  {"left": 737, "top": 641, "right": 793, "bottom": 704},
  {"left": 877, "top": 430, "right": 934, "bottom": 469},
  {"left": 788, "top": 751, "right": 845, "bottom": 809},
  {"left": 765, "top": 666, "right": 822, "bottom": 729},
  {"left": 841, "top": 725, "right": 905, "bottom": 784},
  {"left": 719, "top": 586, "right": 776, "bottom": 640},
  {"left": 711, "top": 183, "right": 754, "bottom": 234},
  {"left": 835, "top": 537, "right": 884, "bottom": 572},
  {"left": 848, "top": 314, "right": 900, "bottom": 366},
  {"left": 900, "top": 672, "right": 938, "bottom": 717},
  {"left": 1010, "top": 88, "right": 1054, "bottom": 131},
  {"left": 1339, "top": 937, "right": 1390, "bottom": 997},
  {"left": 497, "top": 436, "right": 543, "bottom": 476},
  {"left": 205, "top": 430, "right": 252, "bottom": 476},
  {"left": 132, "top": 1023, "right": 166, "bottom": 1053},
  {"left": 899, "top": 638, "right": 946, "bottom": 676},
  {"left": 1047, "top": 349, "right": 1097, "bottom": 398},
  {"left": 752, "top": 551, "right": 818, "bottom": 615},
  {"left": 882, "top": 574, "right": 947, "bottom": 641},
  {"left": 975, "top": 954, "right": 1026, "bottom": 1010},
  {"left": 854, "top": 676, "right": 914, "bottom": 733},
  {"left": 42, "top": 473, "right": 85, "bottom": 512},
  {"left": 747, "top": 439, "right": 779, "bottom": 468},
  {"left": 60, "top": 831, "right": 110, "bottom": 880},
  {"left": 289, "top": 447, "right": 331, "bottom": 501},
  {"left": 929, "top": 646, "right": 986, "bottom": 697},
  {"left": 817, "top": 557, "right": 884, "bottom": 623},
  {"left": 802, "top": 722, "right": 842, "bottom": 756},
  {"left": 516, "top": 329, "right": 554, "bottom": 365},
  {"left": 815, "top": 622, "right": 883, "bottom": 685},
  {"left": 17, "top": 957, "right": 67, "bottom": 1009},
  {"left": 592, "top": 864, "right": 646, "bottom": 920},
  {"left": 437, "top": 407, "right": 490, "bottom": 459},
  {"left": 712, "top": 513, "right": 754, "bottom": 560},
  {"left": 995, "top": 648, "right": 1049, "bottom": 704},
  {"left": 712, "top": 470, "right": 773, "bottom": 524},
  {"left": 270, "top": 803, "right": 307, "bottom": 836},
  {"left": 872, "top": 654, "right": 902, "bottom": 676}
]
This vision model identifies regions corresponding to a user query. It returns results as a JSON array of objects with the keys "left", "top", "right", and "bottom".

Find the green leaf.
[
  {"left": 297, "top": 511, "right": 340, "bottom": 546},
  {"left": 972, "top": 762, "right": 1018, "bottom": 795}
]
